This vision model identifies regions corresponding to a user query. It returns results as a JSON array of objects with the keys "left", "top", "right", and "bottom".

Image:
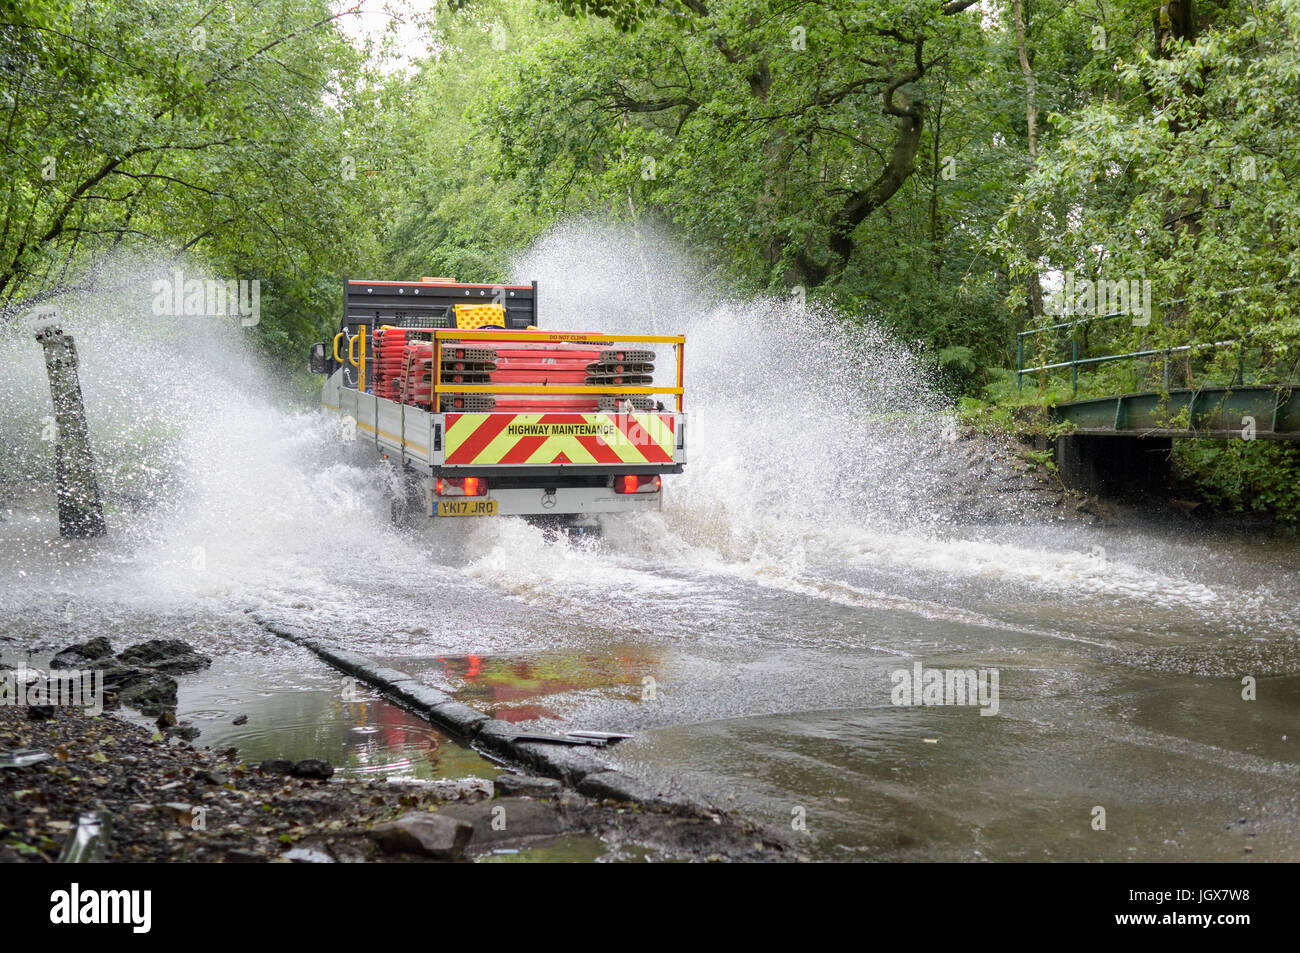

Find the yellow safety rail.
[
  {"left": 347, "top": 330, "right": 367, "bottom": 393},
  {"left": 332, "top": 331, "right": 347, "bottom": 363},
  {"left": 432, "top": 328, "right": 685, "bottom": 411}
]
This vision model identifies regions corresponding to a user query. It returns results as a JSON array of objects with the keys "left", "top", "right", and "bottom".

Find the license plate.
[{"left": 436, "top": 499, "right": 497, "bottom": 517}]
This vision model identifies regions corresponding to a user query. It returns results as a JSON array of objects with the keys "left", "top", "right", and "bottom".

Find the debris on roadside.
[{"left": 0, "top": 703, "right": 792, "bottom": 863}]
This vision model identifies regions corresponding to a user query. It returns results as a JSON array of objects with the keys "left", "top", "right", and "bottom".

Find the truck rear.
[{"left": 309, "top": 278, "right": 686, "bottom": 531}]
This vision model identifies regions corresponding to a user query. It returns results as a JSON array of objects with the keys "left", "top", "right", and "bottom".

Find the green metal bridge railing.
[{"left": 1016, "top": 289, "right": 1255, "bottom": 398}]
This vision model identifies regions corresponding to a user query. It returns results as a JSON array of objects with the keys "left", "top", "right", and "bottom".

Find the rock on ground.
[
  {"left": 115, "top": 640, "right": 212, "bottom": 676},
  {"left": 368, "top": 813, "right": 473, "bottom": 860}
]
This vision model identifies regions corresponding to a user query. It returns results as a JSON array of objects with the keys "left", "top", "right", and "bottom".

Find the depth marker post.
[{"left": 34, "top": 310, "right": 106, "bottom": 538}]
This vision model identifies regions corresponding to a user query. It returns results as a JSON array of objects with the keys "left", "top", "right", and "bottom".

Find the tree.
[
  {"left": 0, "top": 0, "right": 389, "bottom": 361},
  {"left": 997, "top": 2, "right": 1300, "bottom": 384},
  {"left": 481, "top": 0, "right": 992, "bottom": 289}
]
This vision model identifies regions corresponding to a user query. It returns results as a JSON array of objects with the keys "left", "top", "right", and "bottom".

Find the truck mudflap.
[{"left": 441, "top": 412, "right": 678, "bottom": 466}]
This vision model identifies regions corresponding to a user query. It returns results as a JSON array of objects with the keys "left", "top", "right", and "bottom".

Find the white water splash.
[{"left": 0, "top": 233, "right": 1286, "bottom": 652}]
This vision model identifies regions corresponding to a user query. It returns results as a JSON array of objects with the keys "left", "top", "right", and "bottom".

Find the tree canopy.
[{"left": 4, "top": 0, "right": 1299, "bottom": 395}]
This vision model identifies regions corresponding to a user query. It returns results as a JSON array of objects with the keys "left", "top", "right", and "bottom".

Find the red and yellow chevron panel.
[{"left": 443, "top": 413, "right": 675, "bottom": 466}]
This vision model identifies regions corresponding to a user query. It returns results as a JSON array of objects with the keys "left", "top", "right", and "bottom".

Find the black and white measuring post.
[{"left": 33, "top": 307, "right": 106, "bottom": 538}]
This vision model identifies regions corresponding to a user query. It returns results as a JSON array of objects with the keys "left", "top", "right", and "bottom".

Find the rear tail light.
[
  {"left": 436, "top": 476, "right": 487, "bottom": 497},
  {"left": 614, "top": 474, "right": 661, "bottom": 494}
]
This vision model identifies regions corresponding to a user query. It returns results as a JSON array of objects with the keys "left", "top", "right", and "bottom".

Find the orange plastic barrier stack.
[{"left": 370, "top": 330, "right": 657, "bottom": 414}]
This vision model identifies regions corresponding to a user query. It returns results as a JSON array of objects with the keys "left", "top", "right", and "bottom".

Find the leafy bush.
[{"left": 1172, "top": 439, "right": 1300, "bottom": 522}]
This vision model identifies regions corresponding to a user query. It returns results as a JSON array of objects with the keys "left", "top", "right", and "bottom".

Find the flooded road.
[
  {"left": 2, "top": 229, "right": 1298, "bottom": 861},
  {"left": 6, "top": 485, "right": 1296, "bottom": 860},
  {"left": 361, "top": 518, "right": 1300, "bottom": 861}
]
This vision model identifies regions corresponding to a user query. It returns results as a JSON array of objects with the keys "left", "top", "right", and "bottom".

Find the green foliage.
[
  {"left": 481, "top": 0, "right": 973, "bottom": 287},
  {"left": 380, "top": 1, "right": 559, "bottom": 284},
  {"left": 956, "top": 391, "right": 1071, "bottom": 440},
  {"left": 987, "top": 3, "right": 1300, "bottom": 518},
  {"left": 379, "top": 0, "right": 1030, "bottom": 379},
  {"left": 997, "top": 4, "right": 1300, "bottom": 384},
  {"left": 1173, "top": 439, "right": 1300, "bottom": 522},
  {"left": 979, "top": 367, "right": 1074, "bottom": 408},
  {"left": 1025, "top": 447, "right": 1057, "bottom": 472},
  {"left": 0, "top": 0, "right": 390, "bottom": 364},
  {"left": 9, "top": 0, "right": 1300, "bottom": 477}
]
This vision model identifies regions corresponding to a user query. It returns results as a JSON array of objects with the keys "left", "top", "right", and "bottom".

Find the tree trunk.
[{"left": 1014, "top": 0, "right": 1044, "bottom": 332}]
